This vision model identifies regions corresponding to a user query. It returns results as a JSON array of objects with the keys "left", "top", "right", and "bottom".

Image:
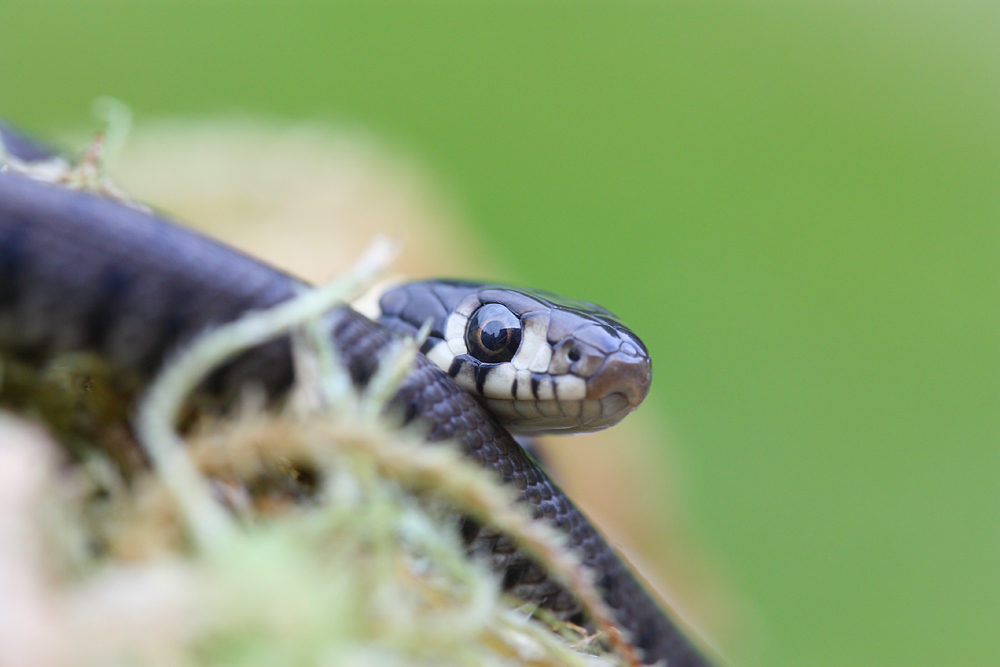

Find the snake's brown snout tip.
[
  {"left": 587, "top": 347, "right": 653, "bottom": 411},
  {"left": 619, "top": 355, "right": 653, "bottom": 408}
]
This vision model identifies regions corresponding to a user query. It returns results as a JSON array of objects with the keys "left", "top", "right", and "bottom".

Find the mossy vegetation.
[{"left": 0, "top": 242, "right": 631, "bottom": 667}]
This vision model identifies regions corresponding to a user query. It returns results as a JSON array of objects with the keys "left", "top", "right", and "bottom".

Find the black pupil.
[
  {"left": 480, "top": 319, "right": 510, "bottom": 350},
  {"left": 467, "top": 304, "right": 521, "bottom": 362}
]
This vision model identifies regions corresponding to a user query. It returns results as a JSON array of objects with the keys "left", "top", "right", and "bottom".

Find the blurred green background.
[{"left": 3, "top": 2, "right": 996, "bottom": 666}]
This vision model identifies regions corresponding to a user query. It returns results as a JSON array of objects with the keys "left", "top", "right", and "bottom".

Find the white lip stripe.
[
  {"left": 447, "top": 333, "right": 468, "bottom": 356},
  {"left": 444, "top": 311, "right": 469, "bottom": 344},
  {"left": 511, "top": 331, "right": 544, "bottom": 370},
  {"left": 515, "top": 369, "right": 534, "bottom": 400},
  {"left": 482, "top": 364, "right": 516, "bottom": 398},
  {"left": 528, "top": 340, "right": 552, "bottom": 373},
  {"left": 511, "top": 312, "right": 549, "bottom": 370},
  {"left": 425, "top": 340, "right": 455, "bottom": 369},
  {"left": 554, "top": 375, "right": 587, "bottom": 401},
  {"left": 520, "top": 312, "right": 550, "bottom": 344},
  {"left": 452, "top": 359, "right": 477, "bottom": 388},
  {"left": 534, "top": 376, "right": 556, "bottom": 401}
]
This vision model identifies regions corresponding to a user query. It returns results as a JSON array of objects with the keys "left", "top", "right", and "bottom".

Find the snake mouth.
[{"left": 479, "top": 393, "right": 637, "bottom": 434}]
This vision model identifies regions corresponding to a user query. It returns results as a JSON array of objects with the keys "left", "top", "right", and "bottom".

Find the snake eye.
[{"left": 466, "top": 303, "right": 522, "bottom": 363}]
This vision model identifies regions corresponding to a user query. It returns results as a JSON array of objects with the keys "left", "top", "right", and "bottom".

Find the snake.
[{"left": 0, "top": 123, "right": 713, "bottom": 667}]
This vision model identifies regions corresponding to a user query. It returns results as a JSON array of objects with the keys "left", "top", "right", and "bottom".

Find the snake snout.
[{"left": 586, "top": 342, "right": 653, "bottom": 410}]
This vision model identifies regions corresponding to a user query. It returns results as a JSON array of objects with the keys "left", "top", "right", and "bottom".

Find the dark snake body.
[{"left": 0, "top": 128, "right": 712, "bottom": 666}]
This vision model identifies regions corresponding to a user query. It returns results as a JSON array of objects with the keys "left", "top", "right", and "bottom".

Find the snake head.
[{"left": 376, "top": 280, "right": 652, "bottom": 434}]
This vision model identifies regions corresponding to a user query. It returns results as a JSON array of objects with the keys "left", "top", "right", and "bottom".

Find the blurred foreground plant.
[{"left": 0, "top": 240, "right": 625, "bottom": 667}]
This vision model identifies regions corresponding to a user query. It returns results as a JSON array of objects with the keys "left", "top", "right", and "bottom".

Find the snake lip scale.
[{"left": 0, "top": 124, "right": 714, "bottom": 667}]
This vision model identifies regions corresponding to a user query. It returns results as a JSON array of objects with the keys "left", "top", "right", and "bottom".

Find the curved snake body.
[{"left": 0, "top": 128, "right": 712, "bottom": 666}]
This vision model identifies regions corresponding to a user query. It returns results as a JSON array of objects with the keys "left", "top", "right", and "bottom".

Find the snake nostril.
[{"left": 567, "top": 346, "right": 581, "bottom": 362}]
